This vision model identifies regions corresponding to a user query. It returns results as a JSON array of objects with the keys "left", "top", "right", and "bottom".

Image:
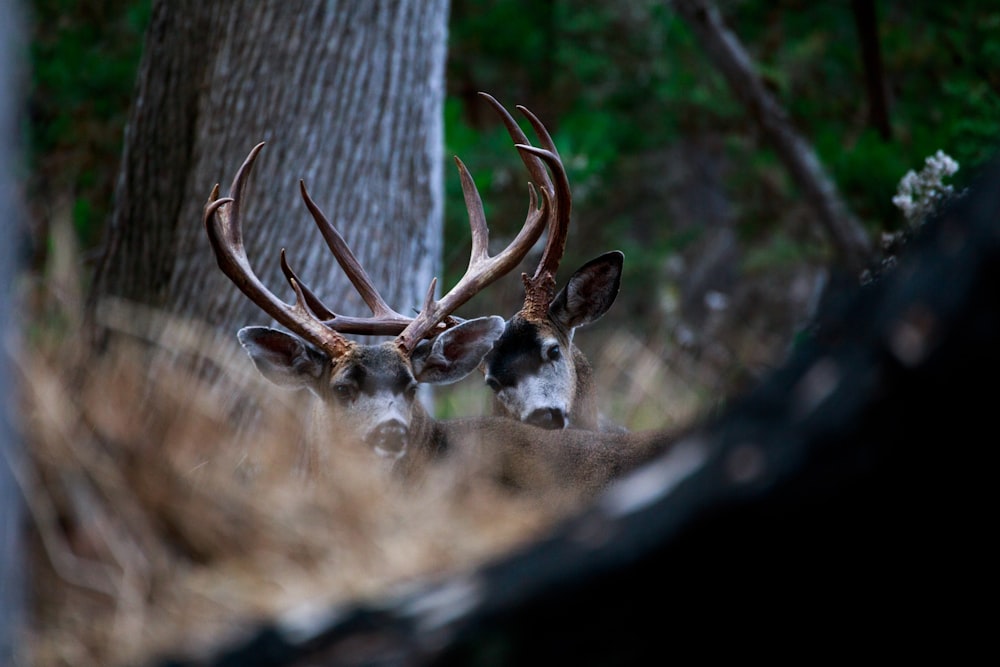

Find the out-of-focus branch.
[
  {"left": 851, "top": 0, "right": 892, "bottom": 140},
  {"left": 671, "top": 0, "right": 874, "bottom": 274}
]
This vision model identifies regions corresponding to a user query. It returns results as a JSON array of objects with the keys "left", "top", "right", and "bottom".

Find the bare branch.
[{"left": 671, "top": 0, "right": 874, "bottom": 273}]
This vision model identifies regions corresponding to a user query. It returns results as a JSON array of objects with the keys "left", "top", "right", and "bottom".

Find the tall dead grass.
[{"left": 11, "top": 293, "right": 585, "bottom": 667}]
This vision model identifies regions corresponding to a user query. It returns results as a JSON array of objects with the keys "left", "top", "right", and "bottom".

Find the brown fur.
[{"left": 397, "top": 416, "right": 683, "bottom": 497}]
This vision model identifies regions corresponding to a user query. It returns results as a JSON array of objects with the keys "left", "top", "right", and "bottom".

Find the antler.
[
  {"left": 507, "top": 126, "right": 571, "bottom": 321},
  {"left": 517, "top": 143, "right": 571, "bottom": 322},
  {"left": 208, "top": 97, "right": 568, "bottom": 357},
  {"left": 204, "top": 142, "right": 355, "bottom": 359},
  {"left": 394, "top": 140, "right": 563, "bottom": 352},
  {"left": 475, "top": 91, "right": 572, "bottom": 321},
  {"left": 279, "top": 180, "right": 420, "bottom": 335},
  {"left": 393, "top": 92, "right": 574, "bottom": 352},
  {"left": 281, "top": 94, "right": 570, "bottom": 353}
]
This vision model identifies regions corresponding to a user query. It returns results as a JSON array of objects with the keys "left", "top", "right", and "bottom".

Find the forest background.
[{"left": 24, "top": 0, "right": 1000, "bottom": 427}]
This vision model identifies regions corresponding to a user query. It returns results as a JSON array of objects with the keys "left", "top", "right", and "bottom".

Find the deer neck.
[{"left": 568, "top": 345, "right": 600, "bottom": 430}]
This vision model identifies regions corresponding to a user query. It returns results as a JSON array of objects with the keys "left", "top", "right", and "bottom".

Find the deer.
[
  {"left": 205, "top": 93, "right": 678, "bottom": 494},
  {"left": 204, "top": 94, "right": 571, "bottom": 474},
  {"left": 477, "top": 105, "right": 625, "bottom": 433}
]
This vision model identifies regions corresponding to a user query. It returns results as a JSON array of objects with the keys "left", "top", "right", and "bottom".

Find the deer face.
[
  {"left": 317, "top": 344, "right": 421, "bottom": 459},
  {"left": 484, "top": 316, "right": 575, "bottom": 429},
  {"left": 238, "top": 316, "right": 503, "bottom": 460},
  {"left": 484, "top": 251, "right": 623, "bottom": 430}
]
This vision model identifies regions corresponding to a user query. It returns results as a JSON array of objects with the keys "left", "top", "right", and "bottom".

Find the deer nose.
[
  {"left": 525, "top": 408, "right": 566, "bottom": 430},
  {"left": 368, "top": 420, "right": 408, "bottom": 458}
]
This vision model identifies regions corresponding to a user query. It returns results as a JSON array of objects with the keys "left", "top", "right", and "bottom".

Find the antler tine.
[
  {"left": 280, "top": 248, "right": 425, "bottom": 336},
  {"left": 294, "top": 180, "right": 415, "bottom": 335},
  {"left": 452, "top": 150, "right": 548, "bottom": 288},
  {"left": 515, "top": 103, "right": 561, "bottom": 159},
  {"left": 279, "top": 249, "right": 334, "bottom": 319},
  {"left": 204, "top": 142, "right": 353, "bottom": 357},
  {"left": 459, "top": 154, "right": 493, "bottom": 268},
  {"left": 395, "top": 140, "right": 562, "bottom": 353},
  {"left": 521, "top": 143, "right": 572, "bottom": 287},
  {"left": 478, "top": 91, "right": 555, "bottom": 202}
]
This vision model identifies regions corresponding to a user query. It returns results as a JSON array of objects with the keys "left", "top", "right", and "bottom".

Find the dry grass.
[{"left": 11, "top": 296, "right": 585, "bottom": 667}]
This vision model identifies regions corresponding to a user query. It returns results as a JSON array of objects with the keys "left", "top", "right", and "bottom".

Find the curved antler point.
[{"left": 204, "top": 196, "right": 235, "bottom": 218}]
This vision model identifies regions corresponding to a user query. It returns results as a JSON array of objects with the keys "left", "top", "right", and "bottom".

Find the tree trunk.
[
  {"left": 89, "top": 0, "right": 450, "bottom": 346},
  {"left": 1, "top": 1, "right": 26, "bottom": 662}
]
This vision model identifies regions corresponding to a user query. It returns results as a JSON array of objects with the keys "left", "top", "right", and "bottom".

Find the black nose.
[
  {"left": 367, "top": 421, "right": 408, "bottom": 457},
  {"left": 525, "top": 408, "right": 566, "bottom": 430}
]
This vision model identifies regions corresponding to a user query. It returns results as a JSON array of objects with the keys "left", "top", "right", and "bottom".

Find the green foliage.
[
  {"left": 742, "top": 232, "right": 826, "bottom": 274},
  {"left": 28, "top": 0, "right": 150, "bottom": 250},
  {"left": 444, "top": 0, "right": 1000, "bottom": 288},
  {"left": 821, "top": 127, "right": 914, "bottom": 226},
  {"left": 731, "top": 2, "right": 999, "bottom": 229}
]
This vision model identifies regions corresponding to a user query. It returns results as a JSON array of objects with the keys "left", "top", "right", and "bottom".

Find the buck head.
[
  {"left": 204, "top": 94, "right": 568, "bottom": 462},
  {"left": 236, "top": 318, "right": 502, "bottom": 459},
  {"left": 485, "top": 251, "right": 623, "bottom": 430}
]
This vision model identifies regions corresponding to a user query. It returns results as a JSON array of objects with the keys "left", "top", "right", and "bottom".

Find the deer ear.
[
  {"left": 550, "top": 250, "right": 623, "bottom": 330},
  {"left": 412, "top": 316, "right": 505, "bottom": 385},
  {"left": 237, "top": 326, "right": 327, "bottom": 390}
]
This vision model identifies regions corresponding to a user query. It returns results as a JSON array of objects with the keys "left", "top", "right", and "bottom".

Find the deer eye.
[
  {"left": 545, "top": 344, "right": 561, "bottom": 361},
  {"left": 485, "top": 376, "right": 502, "bottom": 392},
  {"left": 333, "top": 383, "right": 358, "bottom": 405}
]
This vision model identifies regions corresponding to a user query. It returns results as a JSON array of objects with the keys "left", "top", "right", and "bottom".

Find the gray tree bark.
[
  {"left": 89, "top": 0, "right": 450, "bottom": 345},
  {"left": 1, "top": 1, "right": 26, "bottom": 662}
]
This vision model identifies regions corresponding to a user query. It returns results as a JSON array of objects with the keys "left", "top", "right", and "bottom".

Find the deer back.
[{"left": 403, "top": 416, "right": 679, "bottom": 496}]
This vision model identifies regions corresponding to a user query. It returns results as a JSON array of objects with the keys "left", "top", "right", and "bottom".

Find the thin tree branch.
[
  {"left": 851, "top": 0, "right": 892, "bottom": 140},
  {"left": 672, "top": 0, "right": 874, "bottom": 273}
]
